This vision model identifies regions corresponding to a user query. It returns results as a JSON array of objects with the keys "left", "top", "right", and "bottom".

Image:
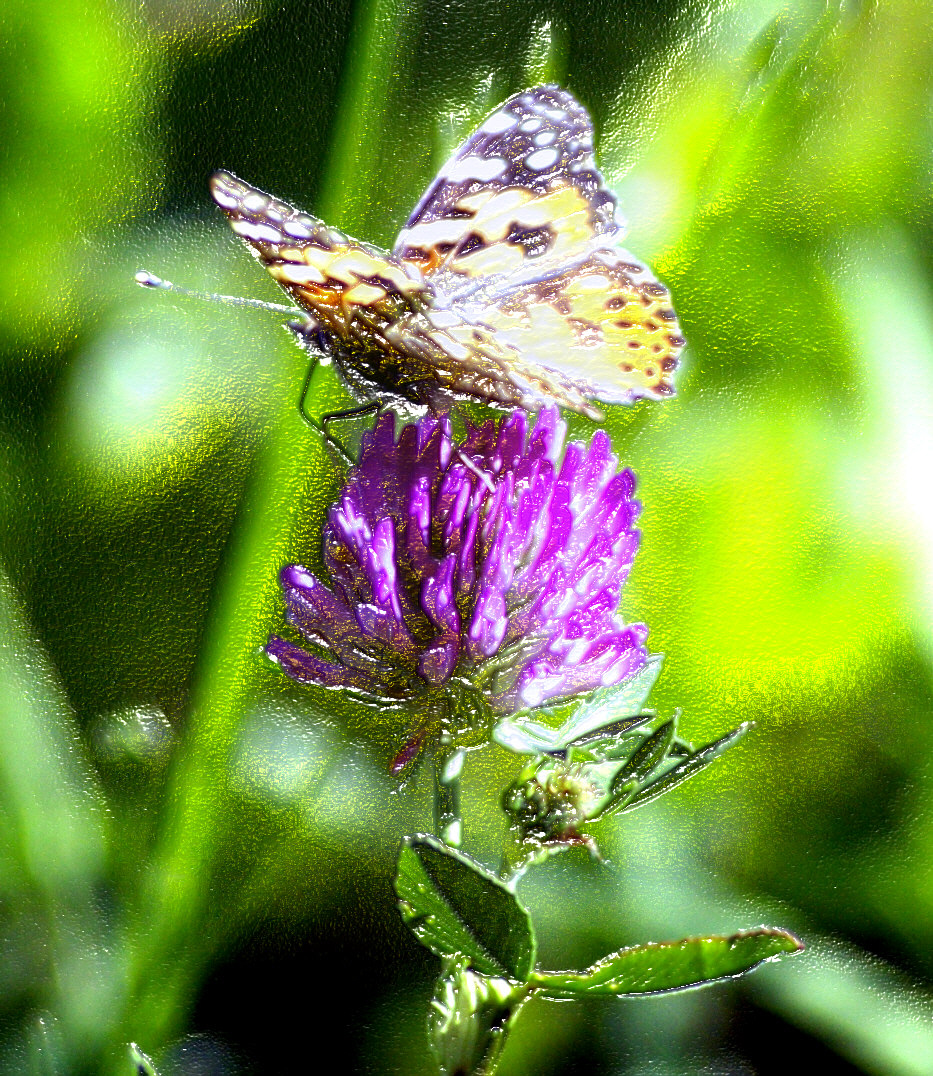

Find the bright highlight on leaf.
[
  {"left": 532, "top": 929, "right": 804, "bottom": 997},
  {"left": 495, "top": 654, "right": 665, "bottom": 754},
  {"left": 128, "top": 1043, "right": 159, "bottom": 1076},
  {"left": 395, "top": 835, "right": 537, "bottom": 980}
]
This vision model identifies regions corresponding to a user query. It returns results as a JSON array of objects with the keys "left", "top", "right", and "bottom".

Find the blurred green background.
[{"left": 2, "top": 0, "right": 933, "bottom": 1072}]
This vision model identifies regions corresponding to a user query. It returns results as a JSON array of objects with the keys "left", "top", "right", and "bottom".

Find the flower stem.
[{"left": 434, "top": 740, "right": 465, "bottom": 849}]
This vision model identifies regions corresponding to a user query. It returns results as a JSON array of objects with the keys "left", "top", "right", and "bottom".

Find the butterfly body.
[{"left": 210, "top": 86, "right": 684, "bottom": 419}]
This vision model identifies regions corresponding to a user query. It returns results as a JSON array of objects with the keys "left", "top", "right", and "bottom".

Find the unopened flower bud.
[
  {"left": 504, "top": 757, "right": 605, "bottom": 841},
  {"left": 428, "top": 959, "right": 528, "bottom": 1076}
]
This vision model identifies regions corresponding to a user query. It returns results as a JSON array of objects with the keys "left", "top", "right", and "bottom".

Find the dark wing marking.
[
  {"left": 394, "top": 86, "right": 619, "bottom": 281},
  {"left": 210, "top": 170, "right": 430, "bottom": 344}
]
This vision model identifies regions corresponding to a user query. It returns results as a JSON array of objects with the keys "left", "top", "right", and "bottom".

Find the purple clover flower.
[{"left": 267, "top": 409, "right": 648, "bottom": 767}]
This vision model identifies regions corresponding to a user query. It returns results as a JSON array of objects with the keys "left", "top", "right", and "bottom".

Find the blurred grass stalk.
[
  {"left": 110, "top": 0, "right": 424, "bottom": 1067},
  {"left": 0, "top": 573, "right": 111, "bottom": 1071}
]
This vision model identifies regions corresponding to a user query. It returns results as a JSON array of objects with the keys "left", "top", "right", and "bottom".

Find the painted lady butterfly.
[{"left": 209, "top": 85, "right": 684, "bottom": 421}]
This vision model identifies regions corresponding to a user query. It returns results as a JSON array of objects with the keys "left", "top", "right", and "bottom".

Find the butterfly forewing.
[
  {"left": 395, "top": 86, "right": 617, "bottom": 284},
  {"left": 394, "top": 86, "right": 684, "bottom": 406},
  {"left": 210, "top": 171, "right": 429, "bottom": 343}
]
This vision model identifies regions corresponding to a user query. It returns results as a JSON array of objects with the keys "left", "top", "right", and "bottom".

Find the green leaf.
[
  {"left": 564, "top": 712, "right": 657, "bottom": 754},
  {"left": 532, "top": 928, "right": 803, "bottom": 998},
  {"left": 128, "top": 1044, "right": 159, "bottom": 1076},
  {"left": 493, "top": 656, "right": 663, "bottom": 754},
  {"left": 395, "top": 835, "right": 536, "bottom": 980},
  {"left": 625, "top": 722, "right": 754, "bottom": 812},
  {"left": 0, "top": 572, "right": 107, "bottom": 896},
  {"left": 611, "top": 716, "right": 678, "bottom": 790}
]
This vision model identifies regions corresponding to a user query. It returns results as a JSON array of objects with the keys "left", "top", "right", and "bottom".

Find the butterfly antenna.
[{"left": 135, "top": 270, "right": 302, "bottom": 318}]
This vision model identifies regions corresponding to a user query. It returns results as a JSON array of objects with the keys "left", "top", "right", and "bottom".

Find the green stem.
[
  {"left": 434, "top": 740, "right": 465, "bottom": 849},
  {"left": 320, "top": 0, "right": 423, "bottom": 233}
]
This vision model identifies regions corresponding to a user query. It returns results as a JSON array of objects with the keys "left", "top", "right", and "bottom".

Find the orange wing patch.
[
  {"left": 472, "top": 252, "right": 685, "bottom": 403},
  {"left": 398, "top": 183, "right": 597, "bottom": 282}
]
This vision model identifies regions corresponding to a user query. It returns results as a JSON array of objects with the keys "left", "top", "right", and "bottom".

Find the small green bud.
[
  {"left": 503, "top": 757, "right": 604, "bottom": 841},
  {"left": 428, "top": 959, "right": 528, "bottom": 1076}
]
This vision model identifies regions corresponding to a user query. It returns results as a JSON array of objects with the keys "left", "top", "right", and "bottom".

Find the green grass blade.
[{"left": 116, "top": 0, "right": 425, "bottom": 1061}]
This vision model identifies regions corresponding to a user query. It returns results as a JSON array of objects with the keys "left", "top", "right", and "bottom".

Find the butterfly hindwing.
[{"left": 467, "top": 249, "right": 684, "bottom": 404}]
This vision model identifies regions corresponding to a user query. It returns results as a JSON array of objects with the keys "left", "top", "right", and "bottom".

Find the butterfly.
[{"left": 209, "top": 85, "right": 684, "bottom": 423}]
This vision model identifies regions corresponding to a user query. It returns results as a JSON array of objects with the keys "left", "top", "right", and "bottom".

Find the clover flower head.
[{"left": 267, "top": 408, "right": 648, "bottom": 764}]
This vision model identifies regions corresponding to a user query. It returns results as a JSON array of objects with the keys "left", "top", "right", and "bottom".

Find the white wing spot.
[
  {"left": 575, "top": 274, "right": 611, "bottom": 291},
  {"left": 344, "top": 282, "right": 387, "bottom": 305},
  {"left": 437, "top": 334, "right": 470, "bottom": 360},
  {"left": 482, "top": 111, "right": 518, "bottom": 134},
  {"left": 273, "top": 264, "right": 326, "bottom": 286},
  {"left": 242, "top": 193, "right": 268, "bottom": 212},
  {"left": 519, "top": 118, "right": 542, "bottom": 132},
  {"left": 232, "top": 219, "right": 284, "bottom": 243},
  {"left": 525, "top": 148, "right": 560, "bottom": 171},
  {"left": 444, "top": 155, "right": 509, "bottom": 182},
  {"left": 404, "top": 218, "right": 465, "bottom": 248},
  {"left": 533, "top": 131, "right": 556, "bottom": 146},
  {"left": 212, "top": 188, "right": 239, "bottom": 210},
  {"left": 283, "top": 219, "right": 314, "bottom": 239}
]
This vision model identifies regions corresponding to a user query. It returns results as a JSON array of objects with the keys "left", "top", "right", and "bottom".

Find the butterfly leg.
[
  {"left": 289, "top": 318, "right": 330, "bottom": 433},
  {"left": 320, "top": 401, "right": 381, "bottom": 466},
  {"left": 287, "top": 319, "right": 373, "bottom": 465}
]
